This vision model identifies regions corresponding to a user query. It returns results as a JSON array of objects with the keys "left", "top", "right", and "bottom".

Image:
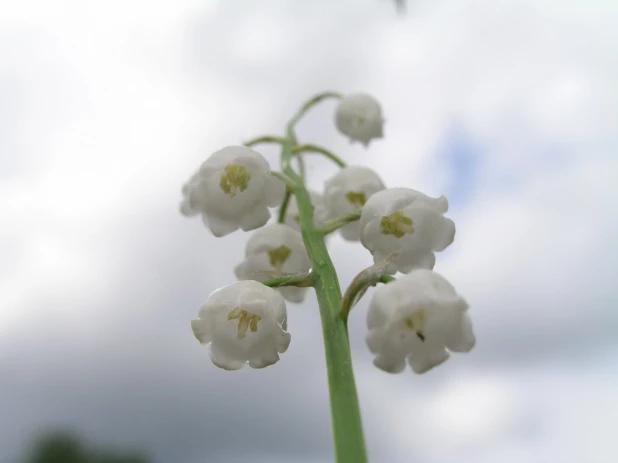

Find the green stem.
[
  {"left": 287, "top": 91, "right": 343, "bottom": 133},
  {"left": 281, "top": 133, "right": 366, "bottom": 461},
  {"left": 271, "top": 172, "right": 295, "bottom": 190},
  {"left": 318, "top": 211, "right": 361, "bottom": 235},
  {"left": 244, "top": 135, "right": 286, "bottom": 147},
  {"left": 296, "top": 153, "right": 307, "bottom": 182},
  {"left": 340, "top": 273, "right": 397, "bottom": 323},
  {"left": 378, "top": 275, "right": 396, "bottom": 284},
  {"left": 262, "top": 272, "right": 314, "bottom": 288},
  {"left": 277, "top": 190, "right": 292, "bottom": 223},
  {"left": 292, "top": 144, "right": 347, "bottom": 168}
]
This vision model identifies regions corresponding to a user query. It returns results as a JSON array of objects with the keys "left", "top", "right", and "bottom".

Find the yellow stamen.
[
  {"left": 228, "top": 308, "right": 262, "bottom": 339},
  {"left": 345, "top": 191, "right": 367, "bottom": 207},
  {"left": 268, "top": 245, "right": 292, "bottom": 270},
  {"left": 219, "top": 164, "right": 251, "bottom": 197},
  {"left": 380, "top": 210, "right": 414, "bottom": 238}
]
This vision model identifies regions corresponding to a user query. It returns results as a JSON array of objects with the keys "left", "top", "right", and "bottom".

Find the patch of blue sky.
[{"left": 437, "top": 123, "right": 481, "bottom": 211}]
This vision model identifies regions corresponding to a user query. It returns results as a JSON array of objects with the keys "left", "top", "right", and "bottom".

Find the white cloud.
[
  {"left": 1, "top": 0, "right": 617, "bottom": 462},
  {"left": 358, "top": 355, "right": 618, "bottom": 463}
]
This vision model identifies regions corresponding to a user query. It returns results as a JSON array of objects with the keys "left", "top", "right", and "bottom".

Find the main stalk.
[{"left": 280, "top": 132, "right": 367, "bottom": 462}]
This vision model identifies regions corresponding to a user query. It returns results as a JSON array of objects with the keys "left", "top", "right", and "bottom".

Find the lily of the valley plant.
[{"left": 181, "top": 92, "right": 475, "bottom": 463}]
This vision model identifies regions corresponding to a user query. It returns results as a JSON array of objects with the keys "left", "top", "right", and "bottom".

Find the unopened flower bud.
[{"left": 335, "top": 93, "right": 384, "bottom": 147}]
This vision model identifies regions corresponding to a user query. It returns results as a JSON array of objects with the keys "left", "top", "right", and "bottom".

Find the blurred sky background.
[{"left": 1, "top": 0, "right": 617, "bottom": 462}]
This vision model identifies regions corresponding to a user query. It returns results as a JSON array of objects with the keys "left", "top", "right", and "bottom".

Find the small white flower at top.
[
  {"left": 366, "top": 269, "right": 475, "bottom": 374},
  {"left": 281, "top": 190, "right": 329, "bottom": 231},
  {"left": 235, "top": 223, "right": 311, "bottom": 303},
  {"left": 359, "top": 187, "right": 455, "bottom": 274},
  {"left": 324, "top": 166, "right": 386, "bottom": 241},
  {"left": 335, "top": 93, "right": 384, "bottom": 147},
  {"left": 180, "top": 146, "right": 286, "bottom": 237},
  {"left": 191, "top": 280, "right": 291, "bottom": 370}
]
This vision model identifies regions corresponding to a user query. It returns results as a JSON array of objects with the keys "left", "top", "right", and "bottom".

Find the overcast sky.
[{"left": 1, "top": 1, "right": 617, "bottom": 462}]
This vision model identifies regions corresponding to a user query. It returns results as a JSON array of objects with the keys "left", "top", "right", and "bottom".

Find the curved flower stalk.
[
  {"left": 191, "top": 280, "right": 291, "bottom": 370},
  {"left": 235, "top": 223, "right": 311, "bottom": 303},
  {"left": 180, "top": 146, "right": 286, "bottom": 237},
  {"left": 366, "top": 269, "right": 475, "bottom": 374},
  {"left": 359, "top": 187, "right": 455, "bottom": 274},
  {"left": 335, "top": 93, "right": 384, "bottom": 146},
  {"left": 323, "top": 165, "right": 385, "bottom": 241}
]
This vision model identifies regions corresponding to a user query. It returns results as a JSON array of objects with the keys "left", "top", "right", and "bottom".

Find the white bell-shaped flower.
[
  {"left": 281, "top": 190, "right": 329, "bottom": 231},
  {"left": 359, "top": 187, "right": 455, "bottom": 274},
  {"left": 180, "top": 146, "right": 286, "bottom": 237},
  {"left": 366, "top": 269, "right": 475, "bottom": 374},
  {"left": 324, "top": 166, "right": 386, "bottom": 241},
  {"left": 191, "top": 280, "right": 291, "bottom": 370},
  {"left": 335, "top": 93, "right": 384, "bottom": 147},
  {"left": 235, "top": 223, "right": 311, "bottom": 303}
]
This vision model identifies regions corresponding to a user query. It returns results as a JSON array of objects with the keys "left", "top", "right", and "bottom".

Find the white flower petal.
[
  {"left": 191, "top": 319, "right": 212, "bottom": 344},
  {"left": 408, "top": 348, "right": 450, "bottom": 374},
  {"left": 374, "top": 354, "right": 407, "bottom": 374},
  {"left": 434, "top": 217, "right": 456, "bottom": 252},
  {"left": 191, "top": 281, "right": 290, "bottom": 370},
  {"left": 248, "top": 349, "right": 281, "bottom": 369},
  {"left": 276, "top": 329, "right": 291, "bottom": 353},
  {"left": 204, "top": 214, "right": 238, "bottom": 237},
  {"left": 366, "top": 270, "right": 475, "bottom": 375},
  {"left": 366, "top": 328, "right": 385, "bottom": 353},
  {"left": 360, "top": 188, "right": 454, "bottom": 273},
  {"left": 236, "top": 225, "right": 310, "bottom": 303},
  {"left": 239, "top": 205, "right": 271, "bottom": 231},
  {"left": 324, "top": 166, "right": 385, "bottom": 241},
  {"left": 395, "top": 250, "right": 436, "bottom": 273},
  {"left": 278, "top": 286, "right": 307, "bottom": 304},
  {"left": 209, "top": 342, "right": 247, "bottom": 371},
  {"left": 264, "top": 175, "right": 286, "bottom": 207},
  {"left": 179, "top": 146, "right": 281, "bottom": 236},
  {"left": 339, "top": 222, "right": 361, "bottom": 241},
  {"left": 446, "top": 314, "right": 476, "bottom": 353}
]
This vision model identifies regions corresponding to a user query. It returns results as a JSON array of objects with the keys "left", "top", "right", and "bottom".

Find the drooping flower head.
[
  {"left": 235, "top": 223, "right": 311, "bottom": 303},
  {"left": 366, "top": 269, "right": 475, "bottom": 374},
  {"left": 335, "top": 93, "right": 384, "bottom": 147},
  {"left": 324, "top": 165, "right": 386, "bottom": 241},
  {"left": 191, "top": 280, "right": 291, "bottom": 370},
  {"left": 359, "top": 188, "right": 455, "bottom": 274},
  {"left": 180, "top": 146, "right": 286, "bottom": 237}
]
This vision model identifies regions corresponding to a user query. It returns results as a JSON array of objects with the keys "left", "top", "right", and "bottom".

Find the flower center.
[
  {"left": 268, "top": 245, "right": 292, "bottom": 271},
  {"left": 401, "top": 309, "right": 426, "bottom": 341},
  {"left": 227, "top": 307, "right": 262, "bottom": 340},
  {"left": 380, "top": 210, "right": 414, "bottom": 238},
  {"left": 345, "top": 191, "right": 367, "bottom": 207},
  {"left": 219, "top": 164, "right": 251, "bottom": 197}
]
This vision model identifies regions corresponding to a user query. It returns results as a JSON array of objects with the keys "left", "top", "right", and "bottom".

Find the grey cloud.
[{"left": 0, "top": 211, "right": 335, "bottom": 462}]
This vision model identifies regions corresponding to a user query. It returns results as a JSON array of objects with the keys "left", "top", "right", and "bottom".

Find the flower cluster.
[{"left": 181, "top": 92, "right": 475, "bottom": 375}]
